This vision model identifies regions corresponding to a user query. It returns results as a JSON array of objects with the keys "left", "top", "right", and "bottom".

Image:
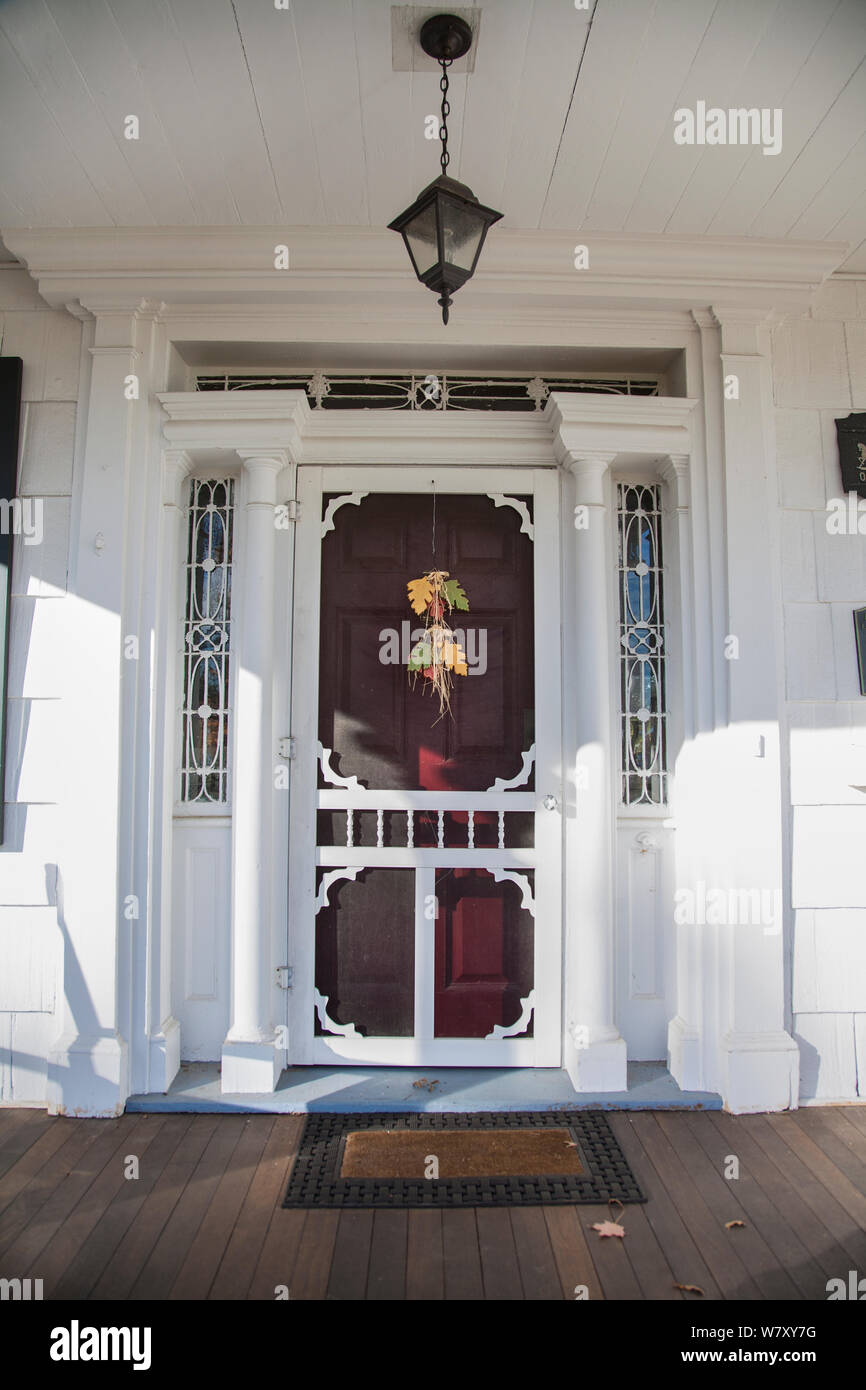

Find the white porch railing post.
[{"left": 221, "top": 450, "right": 288, "bottom": 1093}]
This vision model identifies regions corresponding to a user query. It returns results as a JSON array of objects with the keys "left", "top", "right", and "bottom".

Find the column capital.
[
  {"left": 237, "top": 450, "right": 289, "bottom": 505},
  {"left": 562, "top": 453, "right": 617, "bottom": 507},
  {"left": 162, "top": 449, "right": 195, "bottom": 505},
  {"left": 659, "top": 454, "right": 690, "bottom": 508}
]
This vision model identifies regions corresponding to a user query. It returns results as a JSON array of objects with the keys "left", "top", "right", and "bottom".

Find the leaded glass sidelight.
[
  {"left": 617, "top": 483, "right": 667, "bottom": 805},
  {"left": 180, "top": 479, "right": 235, "bottom": 803}
]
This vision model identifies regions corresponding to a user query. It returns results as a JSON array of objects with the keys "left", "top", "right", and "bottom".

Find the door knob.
[{"left": 543, "top": 794, "right": 559, "bottom": 811}]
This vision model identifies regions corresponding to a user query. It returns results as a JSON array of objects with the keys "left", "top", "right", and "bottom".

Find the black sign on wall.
[
  {"left": 855, "top": 608, "right": 866, "bottom": 698},
  {"left": 835, "top": 412, "right": 866, "bottom": 498},
  {"left": 0, "top": 357, "right": 23, "bottom": 845}
]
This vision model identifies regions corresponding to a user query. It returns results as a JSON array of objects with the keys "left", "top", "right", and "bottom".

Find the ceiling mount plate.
[{"left": 419, "top": 13, "right": 473, "bottom": 62}]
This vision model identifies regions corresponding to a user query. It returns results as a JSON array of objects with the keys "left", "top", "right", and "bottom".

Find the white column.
[
  {"left": 710, "top": 305, "right": 798, "bottom": 1112},
  {"left": 562, "top": 452, "right": 627, "bottom": 1090},
  {"left": 660, "top": 454, "right": 703, "bottom": 1090},
  {"left": 221, "top": 450, "right": 288, "bottom": 1092},
  {"left": 147, "top": 447, "right": 194, "bottom": 1093},
  {"left": 47, "top": 305, "right": 156, "bottom": 1115}
]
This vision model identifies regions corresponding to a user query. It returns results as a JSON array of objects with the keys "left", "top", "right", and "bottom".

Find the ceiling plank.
[
  {"left": 455, "top": 0, "right": 533, "bottom": 221},
  {"left": 665, "top": 0, "right": 841, "bottom": 235},
  {"left": 106, "top": 0, "right": 242, "bottom": 224},
  {"left": 229, "top": 0, "right": 326, "bottom": 226},
  {"left": 582, "top": 0, "right": 717, "bottom": 232},
  {"left": 351, "top": 0, "right": 413, "bottom": 228},
  {"left": 498, "top": 0, "right": 593, "bottom": 230},
  {"left": 790, "top": 129, "right": 866, "bottom": 239},
  {"left": 750, "top": 60, "right": 866, "bottom": 236},
  {"left": 0, "top": 2, "right": 136, "bottom": 225},
  {"left": 40, "top": 0, "right": 199, "bottom": 224},
  {"left": 540, "top": 0, "right": 658, "bottom": 230},
  {"left": 289, "top": 0, "right": 368, "bottom": 225},
  {"left": 625, "top": 0, "right": 779, "bottom": 235},
  {"left": 707, "top": 0, "right": 866, "bottom": 234},
  {"left": 165, "top": 0, "right": 284, "bottom": 223}
]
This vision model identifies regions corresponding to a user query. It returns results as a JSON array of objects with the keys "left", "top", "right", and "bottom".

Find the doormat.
[{"left": 282, "top": 1111, "right": 646, "bottom": 1208}]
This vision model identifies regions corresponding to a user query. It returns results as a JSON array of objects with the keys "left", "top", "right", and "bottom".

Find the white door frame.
[{"left": 287, "top": 465, "right": 563, "bottom": 1067}]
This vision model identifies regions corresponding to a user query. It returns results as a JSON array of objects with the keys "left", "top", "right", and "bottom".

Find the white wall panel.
[{"left": 172, "top": 821, "right": 231, "bottom": 1061}]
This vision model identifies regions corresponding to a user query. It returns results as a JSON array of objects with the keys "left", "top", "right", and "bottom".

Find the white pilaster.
[
  {"left": 221, "top": 450, "right": 288, "bottom": 1092},
  {"left": 711, "top": 305, "right": 799, "bottom": 1112},
  {"left": 47, "top": 305, "right": 157, "bottom": 1115},
  {"left": 560, "top": 450, "right": 627, "bottom": 1091},
  {"left": 660, "top": 454, "right": 703, "bottom": 1091},
  {"left": 147, "top": 447, "right": 194, "bottom": 1092}
]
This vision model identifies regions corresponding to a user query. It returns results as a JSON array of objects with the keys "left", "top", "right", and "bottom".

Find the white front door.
[{"left": 287, "top": 466, "right": 562, "bottom": 1066}]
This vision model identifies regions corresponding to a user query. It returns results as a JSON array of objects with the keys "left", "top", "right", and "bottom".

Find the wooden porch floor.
[{"left": 1, "top": 1105, "right": 864, "bottom": 1300}]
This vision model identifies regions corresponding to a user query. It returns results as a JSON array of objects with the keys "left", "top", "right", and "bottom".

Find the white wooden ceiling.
[{"left": 1, "top": 0, "right": 864, "bottom": 271}]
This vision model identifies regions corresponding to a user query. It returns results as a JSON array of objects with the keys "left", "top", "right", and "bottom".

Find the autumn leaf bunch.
[{"left": 406, "top": 569, "right": 470, "bottom": 718}]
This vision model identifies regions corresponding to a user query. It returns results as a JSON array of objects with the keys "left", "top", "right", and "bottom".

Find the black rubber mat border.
[{"left": 282, "top": 1110, "right": 647, "bottom": 1208}]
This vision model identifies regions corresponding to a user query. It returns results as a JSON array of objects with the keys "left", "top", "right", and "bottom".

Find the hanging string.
[{"left": 431, "top": 480, "right": 437, "bottom": 567}]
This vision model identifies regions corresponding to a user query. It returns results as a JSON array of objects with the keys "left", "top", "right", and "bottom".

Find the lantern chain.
[{"left": 439, "top": 58, "right": 451, "bottom": 176}]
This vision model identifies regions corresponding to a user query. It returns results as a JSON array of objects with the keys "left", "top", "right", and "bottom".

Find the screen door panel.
[{"left": 289, "top": 468, "right": 561, "bottom": 1067}]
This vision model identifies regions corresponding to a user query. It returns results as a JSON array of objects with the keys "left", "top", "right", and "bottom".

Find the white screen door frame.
[{"left": 287, "top": 465, "right": 562, "bottom": 1067}]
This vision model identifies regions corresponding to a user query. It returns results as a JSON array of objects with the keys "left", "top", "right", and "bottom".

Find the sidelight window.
[{"left": 617, "top": 482, "right": 667, "bottom": 806}]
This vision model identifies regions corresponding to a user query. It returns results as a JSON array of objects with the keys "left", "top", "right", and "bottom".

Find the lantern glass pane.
[
  {"left": 441, "top": 202, "right": 487, "bottom": 271},
  {"left": 404, "top": 202, "right": 439, "bottom": 277}
]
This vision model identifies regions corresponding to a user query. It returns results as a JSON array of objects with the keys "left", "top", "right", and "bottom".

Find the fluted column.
[
  {"left": 562, "top": 452, "right": 627, "bottom": 1090},
  {"left": 221, "top": 450, "right": 288, "bottom": 1092}
]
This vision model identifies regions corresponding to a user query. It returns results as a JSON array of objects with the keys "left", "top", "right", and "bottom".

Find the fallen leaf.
[
  {"left": 725, "top": 1220, "right": 746, "bottom": 1229},
  {"left": 407, "top": 576, "right": 433, "bottom": 615},
  {"left": 592, "top": 1220, "right": 626, "bottom": 1239},
  {"left": 674, "top": 1283, "right": 705, "bottom": 1295}
]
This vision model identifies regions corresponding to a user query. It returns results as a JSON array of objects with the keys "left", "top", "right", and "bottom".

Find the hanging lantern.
[{"left": 388, "top": 14, "right": 503, "bottom": 324}]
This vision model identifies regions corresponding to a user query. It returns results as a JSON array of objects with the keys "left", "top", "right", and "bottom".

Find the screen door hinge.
[
  {"left": 275, "top": 966, "right": 293, "bottom": 990},
  {"left": 286, "top": 499, "right": 300, "bottom": 522},
  {"left": 277, "top": 736, "right": 296, "bottom": 760}
]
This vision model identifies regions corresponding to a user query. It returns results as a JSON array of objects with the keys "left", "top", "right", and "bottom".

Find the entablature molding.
[
  {"left": 157, "top": 389, "right": 700, "bottom": 472},
  {"left": 3, "top": 226, "right": 846, "bottom": 320}
]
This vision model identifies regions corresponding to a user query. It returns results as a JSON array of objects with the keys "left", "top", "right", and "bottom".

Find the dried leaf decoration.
[
  {"left": 592, "top": 1197, "right": 626, "bottom": 1240},
  {"left": 592, "top": 1220, "right": 626, "bottom": 1239},
  {"left": 405, "top": 569, "right": 471, "bottom": 719}
]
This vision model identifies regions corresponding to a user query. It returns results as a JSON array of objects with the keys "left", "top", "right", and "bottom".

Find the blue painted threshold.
[{"left": 126, "top": 1060, "right": 721, "bottom": 1114}]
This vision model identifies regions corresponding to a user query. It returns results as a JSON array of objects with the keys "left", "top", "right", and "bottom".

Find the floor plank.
[
  {"left": 792, "top": 1108, "right": 866, "bottom": 1197},
  {"left": 655, "top": 1111, "right": 796, "bottom": 1300},
  {"left": 476, "top": 1207, "right": 524, "bottom": 1299},
  {"left": 406, "top": 1209, "right": 444, "bottom": 1300},
  {"left": 288, "top": 1210, "right": 340, "bottom": 1299},
  {"left": 52, "top": 1114, "right": 195, "bottom": 1300},
  {"left": 543, "top": 1204, "right": 604, "bottom": 1301},
  {"left": 575, "top": 1203, "right": 643, "bottom": 1300},
  {"left": 442, "top": 1208, "right": 483, "bottom": 1300},
  {"left": 246, "top": 1208, "right": 307, "bottom": 1301},
  {"left": 168, "top": 1116, "right": 276, "bottom": 1299},
  {"left": 128, "top": 1116, "right": 246, "bottom": 1300},
  {"left": 366, "top": 1210, "right": 408, "bottom": 1300},
  {"left": 89, "top": 1116, "right": 217, "bottom": 1299},
  {"left": 739, "top": 1113, "right": 866, "bottom": 1272},
  {"left": 209, "top": 1115, "right": 304, "bottom": 1301},
  {"left": 613, "top": 1116, "right": 713, "bottom": 1299},
  {"left": 766, "top": 1113, "right": 866, "bottom": 1232},
  {"left": 509, "top": 1208, "right": 562, "bottom": 1300},
  {"left": 0, "top": 1117, "right": 88, "bottom": 1222},
  {"left": 326, "top": 1210, "right": 374, "bottom": 1300},
  {"left": 0, "top": 1118, "right": 118, "bottom": 1259}
]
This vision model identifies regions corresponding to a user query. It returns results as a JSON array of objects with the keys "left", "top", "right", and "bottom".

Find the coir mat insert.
[{"left": 283, "top": 1110, "right": 647, "bottom": 1208}]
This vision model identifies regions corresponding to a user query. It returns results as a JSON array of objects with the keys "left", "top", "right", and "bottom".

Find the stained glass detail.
[
  {"left": 617, "top": 483, "right": 666, "bottom": 805},
  {"left": 180, "top": 479, "right": 235, "bottom": 803}
]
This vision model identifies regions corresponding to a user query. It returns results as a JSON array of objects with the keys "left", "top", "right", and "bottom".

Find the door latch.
[{"left": 277, "top": 737, "right": 296, "bottom": 760}]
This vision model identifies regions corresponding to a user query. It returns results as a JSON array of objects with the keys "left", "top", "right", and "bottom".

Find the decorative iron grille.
[
  {"left": 617, "top": 483, "right": 666, "bottom": 806},
  {"left": 195, "top": 372, "right": 659, "bottom": 410},
  {"left": 181, "top": 479, "right": 235, "bottom": 804}
]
